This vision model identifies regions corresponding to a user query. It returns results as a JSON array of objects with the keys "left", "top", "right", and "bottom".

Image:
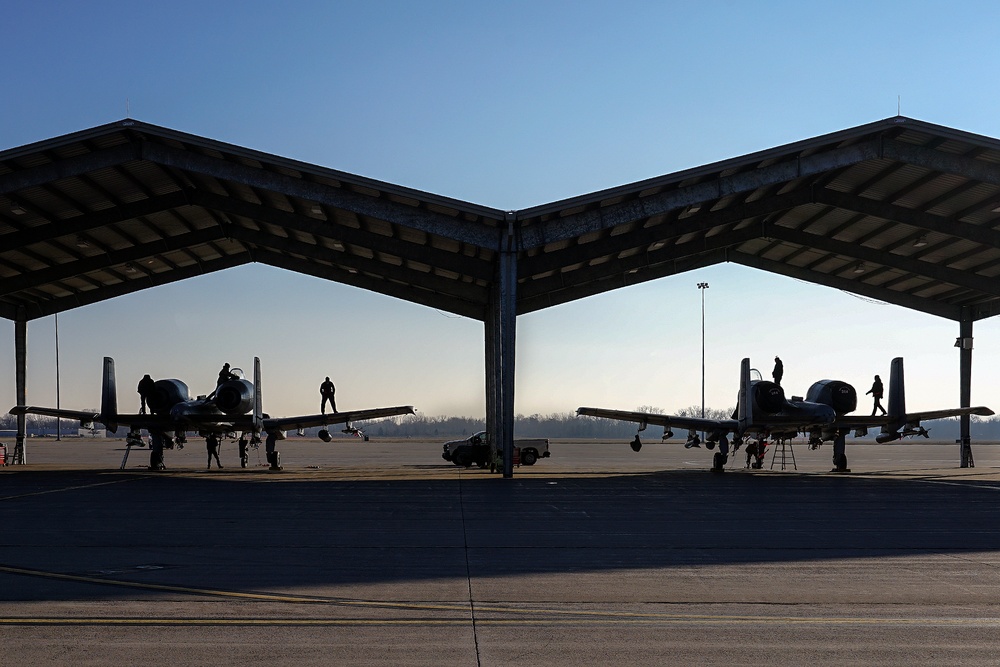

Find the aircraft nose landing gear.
[{"left": 710, "top": 435, "right": 730, "bottom": 473}]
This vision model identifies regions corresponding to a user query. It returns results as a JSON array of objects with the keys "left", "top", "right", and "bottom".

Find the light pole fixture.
[{"left": 697, "top": 282, "right": 709, "bottom": 419}]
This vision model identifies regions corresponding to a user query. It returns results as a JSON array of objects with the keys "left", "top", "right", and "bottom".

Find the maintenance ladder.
[{"left": 770, "top": 439, "right": 797, "bottom": 470}]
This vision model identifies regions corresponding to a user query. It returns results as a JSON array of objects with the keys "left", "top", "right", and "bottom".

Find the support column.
[
  {"left": 14, "top": 314, "right": 27, "bottom": 464},
  {"left": 485, "top": 289, "right": 499, "bottom": 464},
  {"left": 957, "top": 312, "right": 973, "bottom": 468},
  {"left": 498, "top": 240, "right": 517, "bottom": 479}
]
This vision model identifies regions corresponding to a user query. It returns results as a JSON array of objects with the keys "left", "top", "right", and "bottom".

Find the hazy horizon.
[{"left": 3, "top": 1, "right": 1000, "bottom": 421}]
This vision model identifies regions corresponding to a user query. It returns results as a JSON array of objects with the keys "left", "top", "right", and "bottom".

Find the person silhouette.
[
  {"left": 866, "top": 375, "right": 887, "bottom": 416},
  {"left": 137, "top": 374, "right": 155, "bottom": 414},
  {"left": 320, "top": 377, "right": 337, "bottom": 414}
]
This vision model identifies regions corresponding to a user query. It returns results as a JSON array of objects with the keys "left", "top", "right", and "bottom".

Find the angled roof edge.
[
  {"left": 0, "top": 118, "right": 508, "bottom": 221},
  {"left": 515, "top": 116, "right": 1000, "bottom": 219}
]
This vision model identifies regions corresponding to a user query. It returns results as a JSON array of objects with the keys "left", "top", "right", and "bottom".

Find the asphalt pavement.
[{"left": 1, "top": 437, "right": 999, "bottom": 666}]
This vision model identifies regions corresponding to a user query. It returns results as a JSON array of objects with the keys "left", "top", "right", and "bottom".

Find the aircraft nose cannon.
[{"left": 318, "top": 429, "right": 333, "bottom": 442}]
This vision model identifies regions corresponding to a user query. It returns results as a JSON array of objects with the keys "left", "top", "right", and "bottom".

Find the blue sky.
[{"left": 2, "top": 1, "right": 1000, "bottom": 420}]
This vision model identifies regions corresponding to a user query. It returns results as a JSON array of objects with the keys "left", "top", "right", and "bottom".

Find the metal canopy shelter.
[{"left": 3, "top": 116, "right": 1000, "bottom": 472}]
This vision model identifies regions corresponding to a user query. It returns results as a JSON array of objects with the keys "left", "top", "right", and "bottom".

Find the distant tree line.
[{"left": 4, "top": 409, "right": 1000, "bottom": 441}]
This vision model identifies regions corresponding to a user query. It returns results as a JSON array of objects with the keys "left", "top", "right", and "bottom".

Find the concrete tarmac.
[{"left": 1, "top": 437, "right": 1000, "bottom": 665}]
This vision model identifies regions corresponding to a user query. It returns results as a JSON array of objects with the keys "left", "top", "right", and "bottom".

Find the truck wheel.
[
  {"left": 521, "top": 450, "right": 538, "bottom": 466},
  {"left": 453, "top": 449, "right": 471, "bottom": 467}
]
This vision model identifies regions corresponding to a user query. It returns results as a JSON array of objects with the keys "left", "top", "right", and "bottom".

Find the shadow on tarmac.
[{"left": 1, "top": 465, "right": 999, "bottom": 602}]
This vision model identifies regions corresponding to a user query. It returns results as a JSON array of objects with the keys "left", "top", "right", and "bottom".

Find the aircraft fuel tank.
[{"left": 805, "top": 380, "right": 857, "bottom": 415}]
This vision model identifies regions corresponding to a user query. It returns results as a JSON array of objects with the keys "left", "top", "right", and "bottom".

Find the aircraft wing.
[
  {"left": 834, "top": 406, "right": 994, "bottom": 429},
  {"left": 8, "top": 405, "right": 167, "bottom": 430},
  {"left": 902, "top": 406, "right": 994, "bottom": 422},
  {"left": 263, "top": 406, "right": 415, "bottom": 432},
  {"left": 9, "top": 406, "right": 100, "bottom": 424},
  {"left": 576, "top": 407, "right": 737, "bottom": 434}
]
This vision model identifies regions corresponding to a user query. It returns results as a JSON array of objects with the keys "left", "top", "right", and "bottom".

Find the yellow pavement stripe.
[
  {"left": 4, "top": 564, "right": 1000, "bottom": 627},
  {"left": 0, "top": 564, "right": 466, "bottom": 612},
  {"left": 0, "top": 616, "right": 996, "bottom": 627}
]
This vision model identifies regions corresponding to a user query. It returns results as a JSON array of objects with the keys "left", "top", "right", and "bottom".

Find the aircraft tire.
[
  {"left": 712, "top": 452, "right": 725, "bottom": 472},
  {"left": 521, "top": 450, "right": 538, "bottom": 466}
]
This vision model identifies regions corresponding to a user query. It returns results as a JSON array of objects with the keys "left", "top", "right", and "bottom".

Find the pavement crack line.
[
  {"left": 0, "top": 475, "right": 146, "bottom": 502},
  {"left": 457, "top": 468, "right": 483, "bottom": 667}
]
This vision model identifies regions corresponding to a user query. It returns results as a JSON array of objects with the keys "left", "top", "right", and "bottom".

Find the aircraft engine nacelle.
[
  {"left": 214, "top": 379, "right": 255, "bottom": 415},
  {"left": 318, "top": 429, "right": 333, "bottom": 442},
  {"left": 752, "top": 381, "right": 785, "bottom": 415},
  {"left": 805, "top": 380, "right": 857, "bottom": 415},
  {"left": 147, "top": 379, "right": 191, "bottom": 415}
]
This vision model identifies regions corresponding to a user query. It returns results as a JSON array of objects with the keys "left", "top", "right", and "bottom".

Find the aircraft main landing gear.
[
  {"left": 831, "top": 453, "right": 850, "bottom": 473},
  {"left": 831, "top": 432, "right": 851, "bottom": 472}
]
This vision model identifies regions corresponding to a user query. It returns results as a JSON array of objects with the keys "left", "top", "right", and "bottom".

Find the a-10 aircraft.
[
  {"left": 9, "top": 357, "right": 414, "bottom": 470},
  {"left": 577, "top": 357, "right": 993, "bottom": 473}
]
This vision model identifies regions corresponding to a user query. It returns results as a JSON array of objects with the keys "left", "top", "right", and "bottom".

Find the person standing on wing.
[
  {"left": 866, "top": 374, "right": 887, "bottom": 416},
  {"left": 320, "top": 376, "right": 337, "bottom": 414}
]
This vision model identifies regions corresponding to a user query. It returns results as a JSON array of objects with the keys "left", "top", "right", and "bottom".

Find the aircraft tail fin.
[
  {"left": 101, "top": 356, "right": 119, "bottom": 434},
  {"left": 887, "top": 357, "right": 905, "bottom": 428},
  {"left": 737, "top": 357, "right": 751, "bottom": 435},
  {"left": 252, "top": 356, "right": 263, "bottom": 433}
]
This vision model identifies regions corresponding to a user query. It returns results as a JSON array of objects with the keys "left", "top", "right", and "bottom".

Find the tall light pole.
[{"left": 697, "top": 282, "right": 709, "bottom": 419}]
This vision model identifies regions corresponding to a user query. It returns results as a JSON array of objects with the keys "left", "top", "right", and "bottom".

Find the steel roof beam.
[
  {"left": 141, "top": 141, "right": 502, "bottom": 247},
  {"left": 813, "top": 189, "right": 1000, "bottom": 247},
  {"left": 14, "top": 252, "right": 253, "bottom": 320},
  {"left": 730, "top": 252, "right": 960, "bottom": 320},
  {"left": 520, "top": 188, "right": 813, "bottom": 279},
  {"left": 518, "top": 249, "right": 729, "bottom": 315},
  {"left": 0, "top": 227, "right": 228, "bottom": 297},
  {"left": 882, "top": 138, "right": 1000, "bottom": 187},
  {"left": 764, "top": 225, "right": 1000, "bottom": 297},
  {"left": 225, "top": 226, "right": 488, "bottom": 305},
  {"left": 254, "top": 249, "right": 483, "bottom": 320},
  {"left": 0, "top": 190, "right": 192, "bottom": 254},
  {"left": 517, "top": 139, "right": 882, "bottom": 249},
  {"left": 518, "top": 226, "right": 760, "bottom": 302},
  {"left": 0, "top": 143, "right": 140, "bottom": 195},
  {"left": 191, "top": 191, "right": 493, "bottom": 282}
]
